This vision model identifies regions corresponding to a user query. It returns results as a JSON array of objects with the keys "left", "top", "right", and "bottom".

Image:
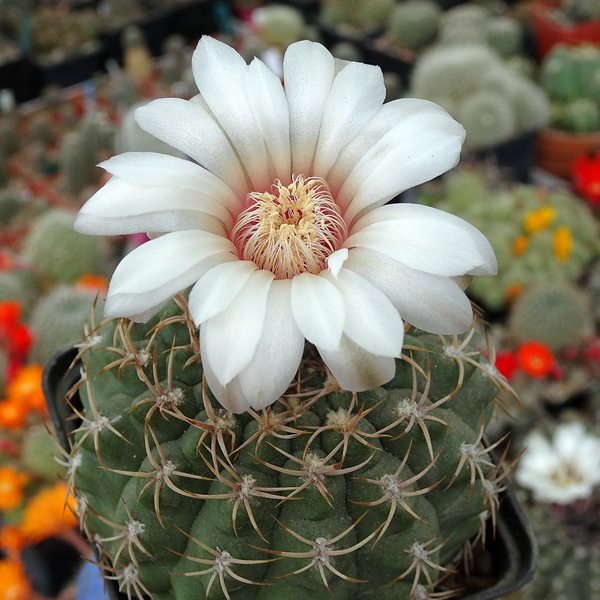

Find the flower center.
[{"left": 231, "top": 175, "right": 347, "bottom": 279}]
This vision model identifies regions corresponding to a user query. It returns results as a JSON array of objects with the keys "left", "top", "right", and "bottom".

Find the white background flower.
[
  {"left": 515, "top": 421, "right": 600, "bottom": 504},
  {"left": 75, "top": 36, "right": 497, "bottom": 412}
]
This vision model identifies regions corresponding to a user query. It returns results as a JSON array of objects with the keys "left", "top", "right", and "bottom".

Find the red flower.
[
  {"left": 572, "top": 152, "right": 600, "bottom": 207},
  {"left": 516, "top": 340, "right": 555, "bottom": 379},
  {"left": 494, "top": 350, "right": 518, "bottom": 381}
]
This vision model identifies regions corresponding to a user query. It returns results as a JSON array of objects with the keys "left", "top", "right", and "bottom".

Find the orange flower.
[
  {"left": 505, "top": 282, "right": 523, "bottom": 303},
  {"left": 0, "top": 558, "right": 32, "bottom": 600},
  {"left": 523, "top": 206, "right": 556, "bottom": 234},
  {"left": 0, "top": 526, "right": 27, "bottom": 558},
  {"left": 75, "top": 273, "right": 109, "bottom": 295},
  {"left": 20, "top": 482, "right": 78, "bottom": 543},
  {"left": 0, "top": 399, "right": 29, "bottom": 431},
  {"left": 0, "top": 467, "right": 29, "bottom": 511},
  {"left": 553, "top": 226, "right": 573, "bottom": 263},
  {"left": 512, "top": 235, "right": 529, "bottom": 256},
  {"left": 516, "top": 340, "right": 555, "bottom": 379},
  {"left": 5, "top": 364, "right": 46, "bottom": 413}
]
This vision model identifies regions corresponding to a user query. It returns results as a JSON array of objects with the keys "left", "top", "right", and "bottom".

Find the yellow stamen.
[
  {"left": 553, "top": 226, "right": 573, "bottom": 263},
  {"left": 232, "top": 176, "right": 347, "bottom": 279}
]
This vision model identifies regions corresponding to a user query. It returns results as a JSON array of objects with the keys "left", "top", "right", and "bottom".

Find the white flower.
[
  {"left": 74, "top": 37, "right": 497, "bottom": 413},
  {"left": 515, "top": 422, "right": 600, "bottom": 504}
]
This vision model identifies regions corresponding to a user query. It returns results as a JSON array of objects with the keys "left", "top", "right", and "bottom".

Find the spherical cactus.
[
  {"left": 508, "top": 283, "right": 593, "bottom": 352},
  {"left": 67, "top": 296, "right": 505, "bottom": 600},
  {"left": 563, "top": 0, "right": 600, "bottom": 22},
  {"left": 29, "top": 285, "right": 102, "bottom": 364},
  {"left": 22, "top": 209, "right": 107, "bottom": 285},
  {"left": 437, "top": 4, "right": 488, "bottom": 46},
  {"left": 457, "top": 90, "right": 516, "bottom": 150},
  {"left": 486, "top": 16, "right": 522, "bottom": 59},
  {"left": 254, "top": 5, "right": 305, "bottom": 49},
  {"left": 22, "top": 425, "right": 66, "bottom": 481},
  {"left": 384, "top": 0, "right": 441, "bottom": 51},
  {"left": 559, "top": 98, "right": 600, "bottom": 133}
]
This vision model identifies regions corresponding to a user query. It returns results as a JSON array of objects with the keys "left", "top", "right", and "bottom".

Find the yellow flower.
[
  {"left": 512, "top": 235, "right": 529, "bottom": 256},
  {"left": 0, "top": 559, "right": 31, "bottom": 600},
  {"left": 553, "top": 226, "right": 573, "bottom": 263},
  {"left": 0, "top": 467, "right": 29, "bottom": 511},
  {"left": 523, "top": 206, "right": 556, "bottom": 234}
]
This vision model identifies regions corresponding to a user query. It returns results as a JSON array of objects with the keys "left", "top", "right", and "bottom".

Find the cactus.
[
  {"left": 457, "top": 90, "right": 516, "bottom": 150},
  {"left": 0, "top": 188, "right": 23, "bottom": 225},
  {"left": 559, "top": 98, "right": 600, "bottom": 133},
  {"left": 0, "top": 270, "right": 40, "bottom": 315},
  {"left": 28, "top": 285, "right": 101, "bottom": 364},
  {"left": 427, "top": 171, "right": 600, "bottom": 310},
  {"left": 22, "top": 425, "right": 66, "bottom": 480},
  {"left": 320, "top": 0, "right": 394, "bottom": 32},
  {"left": 66, "top": 295, "right": 506, "bottom": 600},
  {"left": 486, "top": 16, "right": 523, "bottom": 59},
  {"left": 437, "top": 4, "right": 489, "bottom": 47},
  {"left": 509, "top": 503, "right": 600, "bottom": 600},
  {"left": 508, "top": 283, "right": 593, "bottom": 352},
  {"left": 563, "top": 0, "right": 600, "bottom": 22},
  {"left": 540, "top": 44, "right": 600, "bottom": 103},
  {"left": 384, "top": 0, "right": 441, "bottom": 51},
  {"left": 22, "top": 209, "right": 107, "bottom": 285},
  {"left": 254, "top": 5, "right": 306, "bottom": 49}
]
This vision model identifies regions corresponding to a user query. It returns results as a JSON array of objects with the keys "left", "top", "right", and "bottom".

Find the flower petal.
[
  {"left": 344, "top": 247, "right": 474, "bottom": 334},
  {"left": 246, "top": 57, "right": 292, "bottom": 185},
  {"left": 99, "top": 152, "right": 241, "bottom": 214},
  {"left": 321, "top": 268, "right": 404, "bottom": 357},
  {"left": 318, "top": 334, "right": 396, "bottom": 391},
  {"left": 74, "top": 178, "right": 230, "bottom": 236},
  {"left": 284, "top": 40, "right": 335, "bottom": 176},
  {"left": 200, "top": 354, "right": 251, "bottom": 414},
  {"left": 290, "top": 272, "right": 345, "bottom": 351},
  {"left": 202, "top": 270, "right": 275, "bottom": 386},
  {"left": 328, "top": 99, "right": 464, "bottom": 220},
  {"left": 352, "top": 203, "right": 497, "bottom": 276},
  {"left": 192, "top": 36, "right": 271, "bottom": 191},
  {"left": 105, "top": 231, "right": 236, "bottom": 321},
  {"left": 134, "top": 98, "right": 249, "bottom": 198},
  {"left": 345, "top": 205, "right": 496, "bottom": 277},
  {"left": 312, "top": 60, "right": 385, "bottom": 179},
  {"left": 238, "top": 279, "right": 305, "bottom": 409},
  {"left": 188, "top": 260, "right": 258, "bottom": 325}
]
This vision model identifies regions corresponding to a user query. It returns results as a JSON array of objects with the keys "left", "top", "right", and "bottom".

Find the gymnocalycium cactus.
[
  {"left": 69, "top": 296, "right": 506, "bottom": 600},
  {"left": 67, "top": 36, "right": 504, "bottom": 600}
]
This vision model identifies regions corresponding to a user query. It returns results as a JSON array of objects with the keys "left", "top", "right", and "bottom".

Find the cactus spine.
[{"left": 68, "top": 296, "right": 505, "bottom": 600}]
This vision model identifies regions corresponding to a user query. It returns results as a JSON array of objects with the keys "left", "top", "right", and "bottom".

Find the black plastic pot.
[{"left": 43, "top": 346, "right": 537, "bottom": 600}]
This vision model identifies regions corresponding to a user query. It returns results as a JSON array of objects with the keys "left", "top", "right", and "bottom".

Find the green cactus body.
[
  {"left": 559, "top": 98, "right": 600, "bottom": 133},
  {"left": 69, "top": 297, "right": 503, "bottom": 600},
  {"left": 512, "top": 504, "right": 600, "bottom": 600},
  {"left": 22, "top": 209, "right": 107, "bottom": 285},
  {"left": 255, "top": 5, "right": 305, "bottom": 49},
  {"left": 29, "top": 285, "right": 102, "bottom": 363},
  {"left": 508, "top": 283, "right": 593, "bottom": 352},
  {"left": 486, "top": 16, "right": 522, "bottom": 59},
  {"left": 384, "top": 0, "right": 441, "bottom": 51}
]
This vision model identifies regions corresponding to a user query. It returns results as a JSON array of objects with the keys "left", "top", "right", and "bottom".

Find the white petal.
[
  {"left": 344, "top": 247, "right": 474, "bottom": 334},
  {"left": 105, "top": 231, "right": 236, "bottom": 321},
  {"left": 200, "top": 349, "right": 251, "bottom": 414},
  {"left": 188, "top": 260, "right": 257, "bottom": 325},
  {"left": 134, "top": 98, "right": 249, "bottom": 198},
  {"left": 283, "top": 40, "right": 335, "bottom": 175},
  {"left": 326, "top": 248, "right": 348, "bottom": 278},
  {"left": 321, "top": 268, "right": 404, "bottom": 357},
  {"left": 553, "top": 422, "right": 585, "bottom": 459},
  {"left": 345, "top": 208, "right": 495, "bottom": 278},
  {"left": 290, "top": 272, "right": 345, "bottom": 351},
  {"left": 238, "top": 280, "right": 305, "bottom": 409},
  {"left": 246, "top": 58, "right": 292, "bottom": 184},
  {"left": 352, "top": 203, "right": 497, "bottom": 276},
  {"left": 318, "top": 334, "right": 396, "bottom": 391},
  {"left": 74, "top": 178, "right": 230, "bottom": 236},
  {"left": 202, "top": 270, "right": 275, "bottom": 386},
  {"left": 99, "top": 152, "right": 241, "bottom": 214},
  {"left": 192, "top": 37, "right": 270, "bottom": 191},
  {"left": 313, "top": 61, "right": 385, "bottom": 179}
]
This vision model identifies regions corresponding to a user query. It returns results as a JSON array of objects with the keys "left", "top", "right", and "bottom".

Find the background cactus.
[
  {"left": 507, "top": 283, "right": 593, "bottom": 352},
  {"left": 384, "top": 0, "right": 441, "bottom": 52},
  {"left": 22, "top": 209, "right": 108, "bottom": 285},
  {"left": 67, "top": 296, "right": 505, "bottom": 600}
]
